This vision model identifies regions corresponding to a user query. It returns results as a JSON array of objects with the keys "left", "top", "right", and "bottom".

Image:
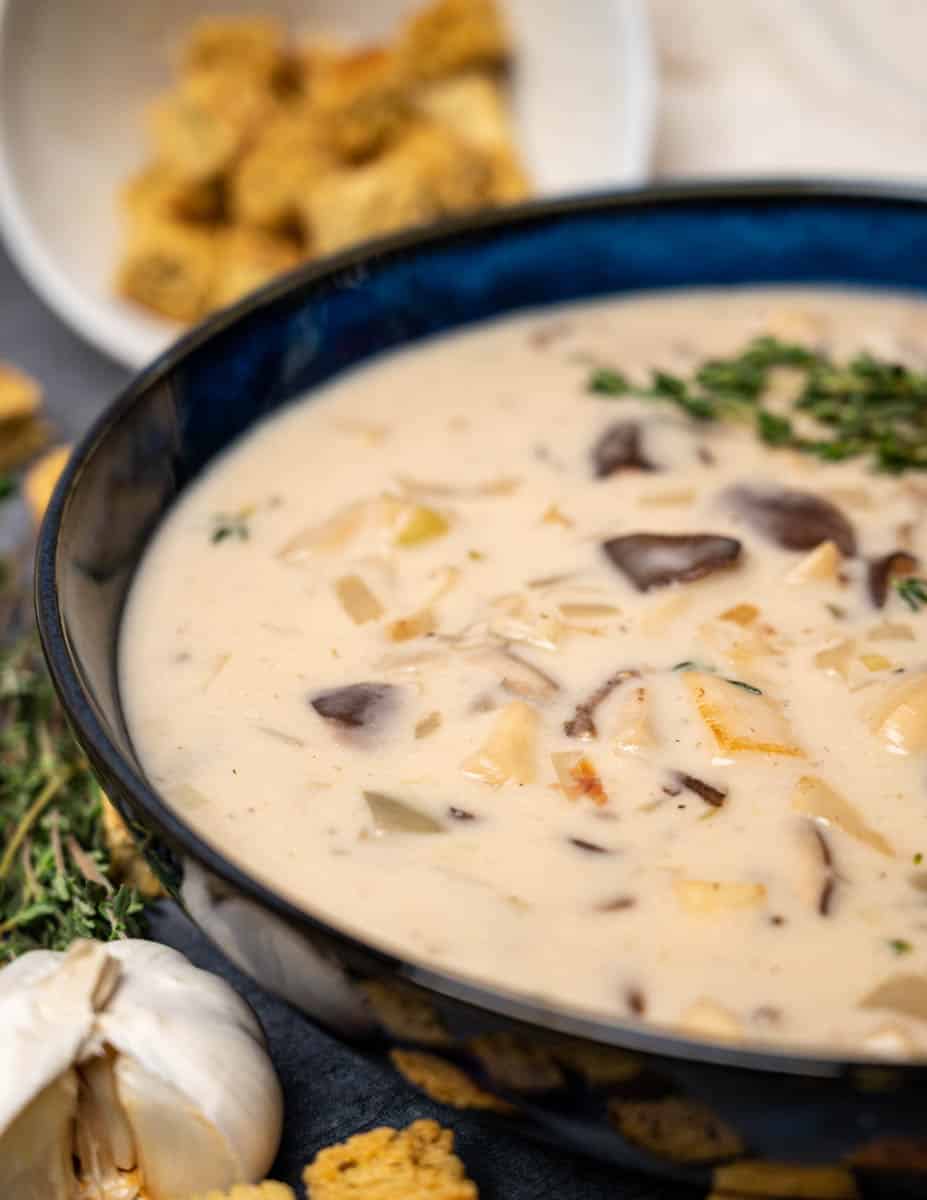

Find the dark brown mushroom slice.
[
  {"left": 868, "top": 550, "right": 919, "bottom": 609},
  {"left": 602, "top": 533, "right": 742, "bottom": 592},
  {"left": 592, "top": 421, "right": 657, "bottom": 478},
  {"left": 448, "top": 806, "right": 477, "bottom": 821},
  {"left": 595, "top": 895, "right": 637, "bottom": 913},
  {"left": 673, "top": 772, "right": 728, "bottom": 809},
  {"left": 564, "top": 668, "right": 640, "bottom": 739},
  {"left": 723, "top": 484, "right": 857, "bottom": 556},
  {"left": 310, "top": 682, "right": 396, "bottom": 729}
]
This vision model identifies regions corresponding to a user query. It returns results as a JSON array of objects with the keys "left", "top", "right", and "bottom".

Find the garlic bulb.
[{"left": 0, "top": 939, "right": 284, "bottom": 1200}]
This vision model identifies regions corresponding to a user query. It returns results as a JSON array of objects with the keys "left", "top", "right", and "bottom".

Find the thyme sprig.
[
  {"left": 896, "top": 577, "right": 927, "bottom": 613},
  {"left": 589, "top": 335, "right": 927, "bottom": 472},
  {"left": 0, "top": 636, "right": 148, "bottom": 963}
]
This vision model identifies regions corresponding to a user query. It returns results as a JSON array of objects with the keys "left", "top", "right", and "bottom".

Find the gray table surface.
[{"left": 0, "top": 244, "right": 696, "bottom": 1199}]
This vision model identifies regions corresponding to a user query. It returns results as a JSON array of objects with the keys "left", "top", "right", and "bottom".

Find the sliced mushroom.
[
  {"left": 591, "top": 421, "right": 656, "bottom": 478},
  {"left": 310, "top": 682, "right": 396, "bottom": 729},
  {"left": 723, "top": 484, "right": 857, "bottom": 556},
  {"left": 564, "top": 668, "right": 640, "bottom": 739},
  {"left": 364, "top": 792, "right": 445, "bottom": 834},
  {"left": 673, "top": 772, "right": 728, "bottom": 809},
  {"left": 602, "top": 533, "right": 742, "bottom": 592},
  {"left": 868, "top": 551, "right": 918, "bottom": 609}
]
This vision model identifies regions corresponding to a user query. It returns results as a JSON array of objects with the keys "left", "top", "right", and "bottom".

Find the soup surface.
[{"left": 121, "top": 288, "right": 927, "bottom": 1055}]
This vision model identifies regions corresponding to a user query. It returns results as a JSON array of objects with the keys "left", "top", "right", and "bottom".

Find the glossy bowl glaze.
[{"left": 37, "top": 183, "right": 927, "bottom": 1198}]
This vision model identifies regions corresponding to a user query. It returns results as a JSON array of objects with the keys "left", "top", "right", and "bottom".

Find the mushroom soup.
[{"left": 121, "top": 288, "right": 927, "bottom": 1054}]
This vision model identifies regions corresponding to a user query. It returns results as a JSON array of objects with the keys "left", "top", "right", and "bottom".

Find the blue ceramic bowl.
[{"left": 37, "top": 182, "right": 927, "bottom": 1196}]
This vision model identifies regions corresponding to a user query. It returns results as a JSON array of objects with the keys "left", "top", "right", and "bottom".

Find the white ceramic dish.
[{"left": 0, "top": 0, "right": 656, "bottom": 370}]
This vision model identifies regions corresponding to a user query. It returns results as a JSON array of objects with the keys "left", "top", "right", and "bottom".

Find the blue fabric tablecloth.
[{"left": 0, "top": 244, "right": 696, "bottom": 1199}]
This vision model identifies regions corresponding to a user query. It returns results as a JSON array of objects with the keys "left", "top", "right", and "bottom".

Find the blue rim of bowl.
[{"left": 35, "top": 178, "right": 927, "bottom": 1079}]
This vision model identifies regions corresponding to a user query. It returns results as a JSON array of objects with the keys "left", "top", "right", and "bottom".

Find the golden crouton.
[
  {"left": 187, "top": 1183, "right": 295, "bottom": 1200},
  {"left": 182, "top": 15, "right": 286, "bottom": 85},
  {"left": 468, "top": 1032, "right": 564, "bottom": 1092},
  {"left": 400, "top": 0, "right": 510, "bottom": 82},
  {"left": 608, "top": 1096, "right": 744, "bottom": 1164},
  {"left": 208, "top": 228, "right": 302, "bottom": 312},
  {"left": 229, "top": 108, "right": 333, "bottom": 232},
  {"left": 416, "top": 73, "right": 530, "bottom": 202},
  {"left": 390, "top": 1049, "right": 514, "bottom": 1113},
  {"left": 24, "top": 444, "right": 69, "bottom": 525},
  {"left": 360, "top": 979, "right": 451, "bottom": 1045},
  {"left": 148, "top": 69, "right": 275, "bottom": 183},
  {"left": 310, "top": 47, "right": 412, "bottom": 161},
  {"left": 121, "top": 164, "right": 224, "bottom": 227},
  {"left": 303, "top": 1120, "right": 477, "bottom": 1200},
  {"left": 302, "top": 122, "right": 491, "bottom": 255},
  {"left": 117, "top": 220, "right": 217, "bottom": 322},
  {"left": 0, "top": 361, "right": 41, "bottom": 423},
  {"left": 711, "top": 1159, "right": 859, "bottom": 1198}
]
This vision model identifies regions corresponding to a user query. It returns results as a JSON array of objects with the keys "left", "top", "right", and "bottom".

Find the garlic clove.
[
  {"left": 0, "top": 1068, "right": 79, "bottom": 1200},
  {"left": 115, "top": 1055, "right": 241, "bottom": 1200},
  {"left": 76, "top": 1050, "right": 137, "bottom": 1176}
]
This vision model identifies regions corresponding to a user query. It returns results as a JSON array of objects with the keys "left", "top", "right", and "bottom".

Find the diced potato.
[
  {"left": 334, "top": 574, "right": 384, "bottom": 624},
  {"left": 550, "top": 751, "right": 608, "bottom": 805},
  {"left": 791, "top": 775, "right": 894, "bottom": 858},
  {"left": 869, "top": 673, "right": 927, "bottom": 756},
  {"left": 679, "top": 998, "right": 743, "bottom": 1042},
  {"left": 277, "top": 496, "right": 404, "bottom": 559},
  {"left": 683, "top": 671, "right": 803, "bottom": 757},
  {"left": 613, "top": 685, "right": 655, "bottom": 755},
  {"left": 860, "top": 652, "right": 894, "bottom": 673},
  {"left": 462, "top": 701, "right": 538, "bottom": 787},
  {"left": 388, "top": 609, "right": 437, "bottom": 642},
  {"left": 673, "top": 877, "right": 767, "bottom": 915},
  {"left": 489, "top": 610, "right": 564, "bottom": 652},
  {"left": 24, "top": 445, "right": 70, "bottom": 524},
  {"left": 396, "top": 504, "right": 450, "bottom": 547},
  {"left": 785, "top": 539, "right": 842, "bottom": 584},
  {"left": 365, "top": 790, "right": 445, "bottom": 834},
  {"left": 866, "top": 621, "right": 915, "bottom": 643},
  {"left": 814, "top": 638, "right": 855, "bottom": 681}
]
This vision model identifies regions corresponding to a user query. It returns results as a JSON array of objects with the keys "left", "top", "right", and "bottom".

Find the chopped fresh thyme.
[
  {"left": 588, "top": 335, "right": 927, "bottom": 472},
  {"left": 670, "top": 660, "right": 763, "bottom": 693},
  {"left": 889, "top": 938, "right": 913, "bottom": 956},
  {"left": 896, "top": 576, "right": 927, "bottom": 612},
  {"left": 211, "top": 510, "right": 251, "bottom": 543},
  {"left": 0, "top": 637, "right": 150, "bottom": 962}
]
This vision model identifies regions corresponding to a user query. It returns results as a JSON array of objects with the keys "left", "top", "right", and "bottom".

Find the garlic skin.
[{"left": 0, "top": 940, "right": 284, "bottom": 1200}]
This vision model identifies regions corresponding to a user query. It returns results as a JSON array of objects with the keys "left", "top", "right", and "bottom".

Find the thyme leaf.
[
  {"left": 0, "top": 637, "right": 150, "bottom": 963},
  {"left": 588, "top": 336, "right": 927, "bottom": 472},
  {"left": 896, "top": 577, "right": 927, "bottom": 612}
]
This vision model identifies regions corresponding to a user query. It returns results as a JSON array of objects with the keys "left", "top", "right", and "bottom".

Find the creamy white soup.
[{"left": 121, "top": 288, "right": 927, "bottom": 1056}]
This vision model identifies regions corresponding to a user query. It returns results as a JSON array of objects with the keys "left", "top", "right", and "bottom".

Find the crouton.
[
  {"left": 24, "top": 445, "right": 70, "bottom": 525},
  {"left": 303, "top": 1120, "right": 477, "bottom": 1200},
  {"left": 468, "top": 1032, "right": 564, "bottom": 1092},
  {"left": 182, "top": 15, "right": 286, "bottom": 85},
  {"left": 208, "top": 227, "right": 302, "bottom": 311},
  {"left": 390, "top": 1049, "right": 514, "bottom": 1112},
  {"left": 400, "top": 0, "right": 510, "bottom": 81},
  {"left": 360, "top": 979, "right": 451, "bottom": 1044},
  {"left": 302, "top": 122, "right": 491, "bottom": 255},
  {"left": 187, "top": 1183, "right": 295, "bottom": 1200},
  {"left": 148, "top": 69, "right": 275, "bottom": 183},
  {"left": 416, "top": 73, "right": 530, "bottom": 201},
  {"left": 608, "top": 1096, "right": 744, "bottom": 1164},
  {"left": 121, "top": 163, "right": 224, "bottom": 226},
  {"left": 117, "top": 220, "right": 217, "bottom": 322},
  {"left": 310, "top": 47, "right": 412, "bottom": 161},
  {"left": 229, "top": 108, "right": 333, "bottom": 231},
  {"left": 0, "top": 362, "right": 41, "bottom": 424}
]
